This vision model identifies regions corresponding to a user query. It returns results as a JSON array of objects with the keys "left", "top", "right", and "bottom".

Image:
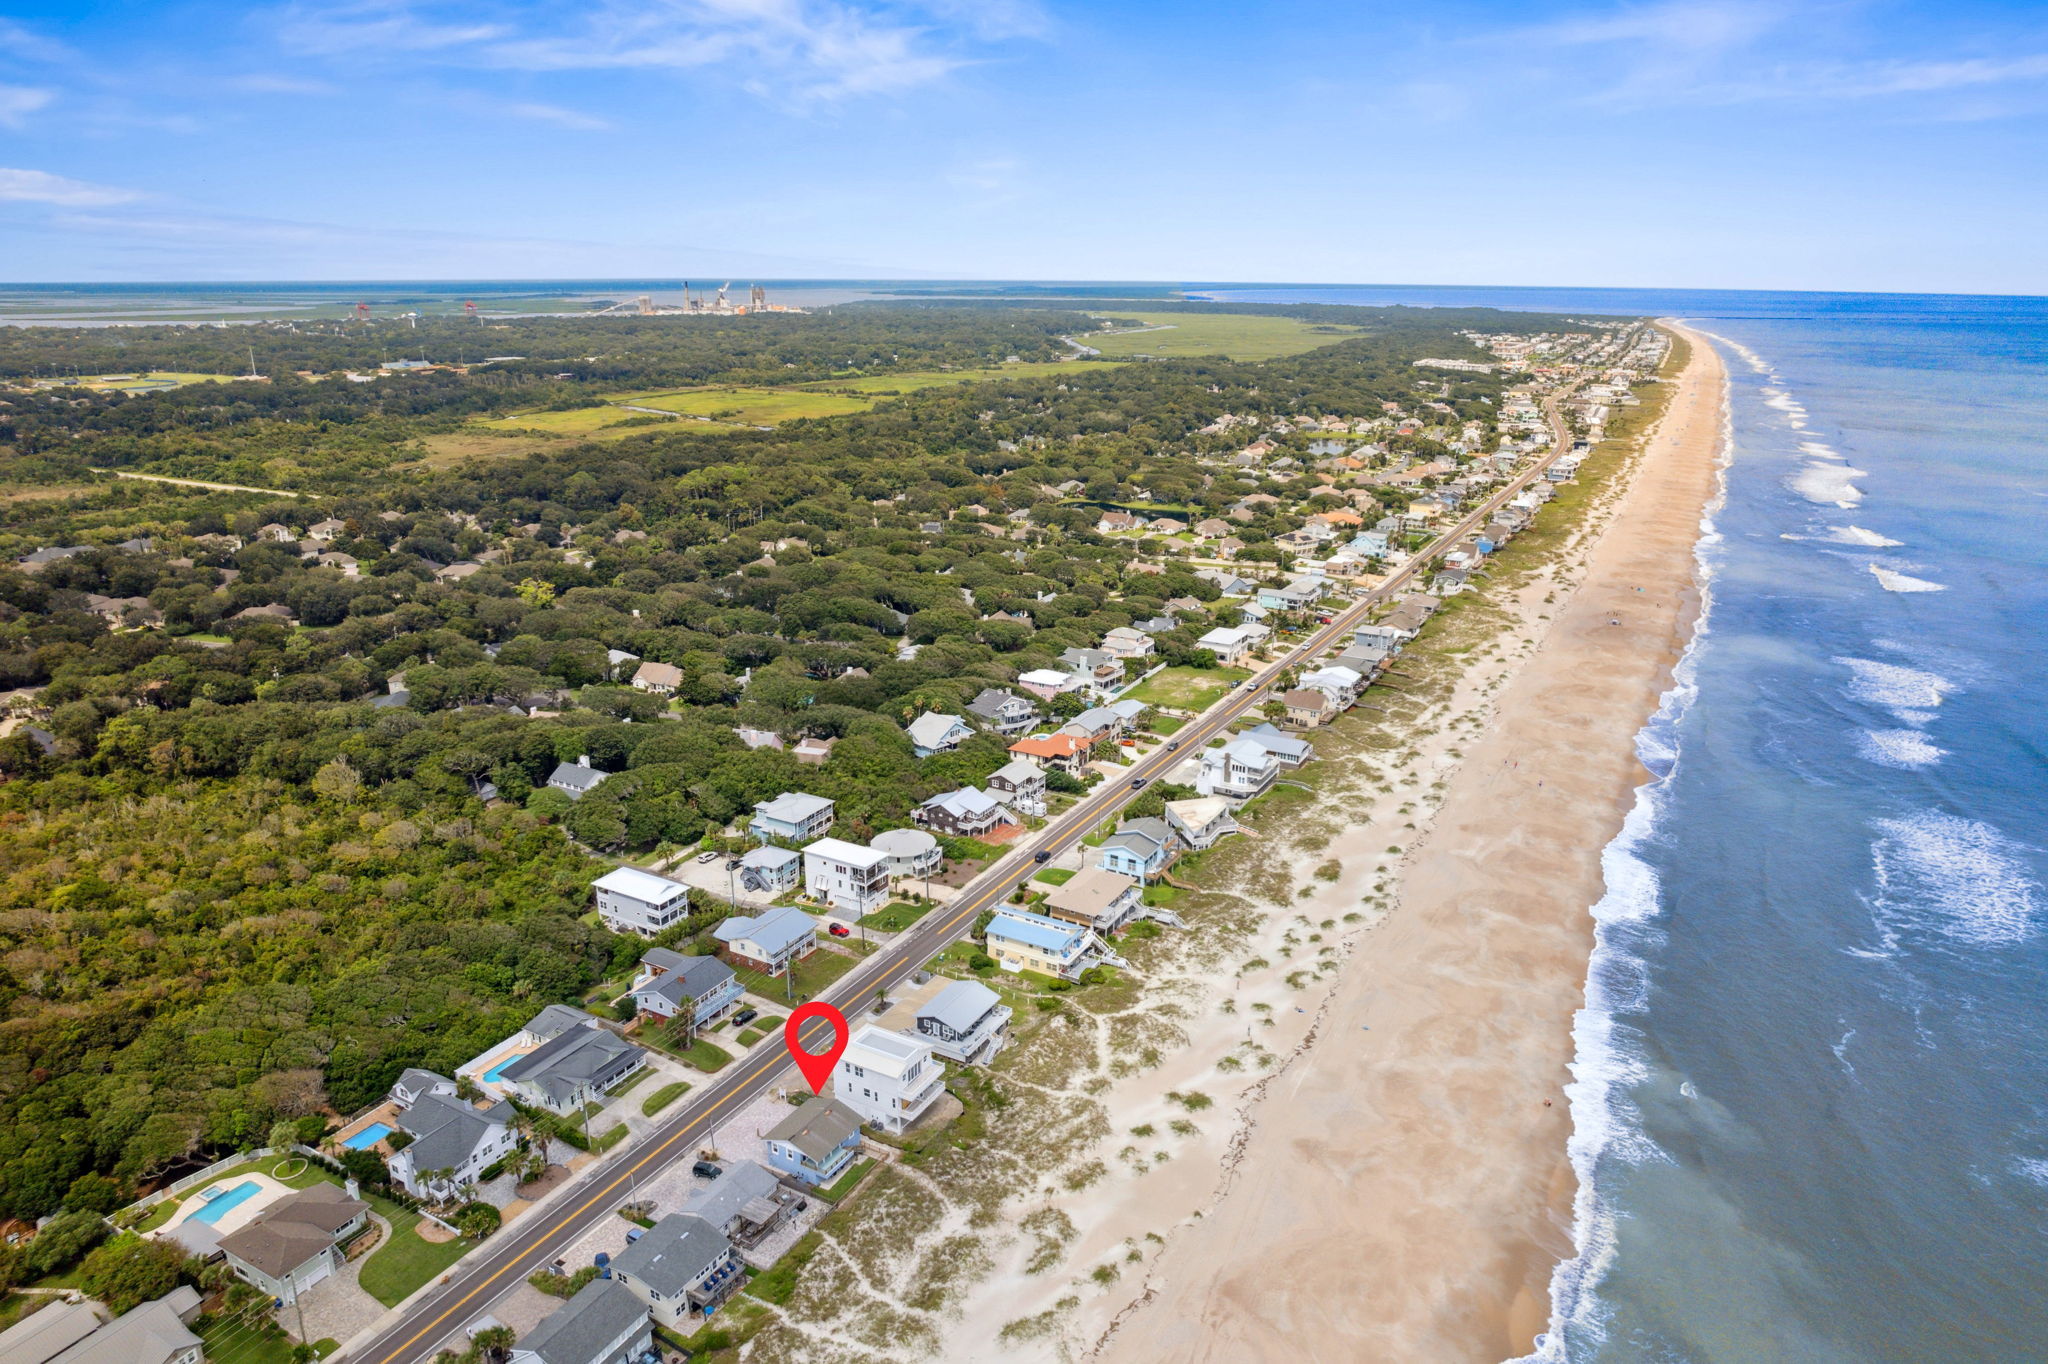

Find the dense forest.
[{"left": 0, "top": 300, "right": 1583, "bottom": 1219}]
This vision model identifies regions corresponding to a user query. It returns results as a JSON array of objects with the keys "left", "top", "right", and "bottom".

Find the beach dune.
[{"left": 1094, "top": 325, "right": 1727, "bottom": 1364}]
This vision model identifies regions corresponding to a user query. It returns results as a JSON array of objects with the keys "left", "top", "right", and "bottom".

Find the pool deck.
[
  {"left": 331, "top": 1100, "right": 403, "bottom": 1155},
  {"left": 159, "top": 1171, "right": 292, "bottom": 1237},
  {"left": 457, "top": 1039, "right": 539, "bottom": 1100}
]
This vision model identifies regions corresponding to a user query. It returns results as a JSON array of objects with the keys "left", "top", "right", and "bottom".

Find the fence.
[{"left": 121, "top": 1144, "right": 299, "bottom": 1217}]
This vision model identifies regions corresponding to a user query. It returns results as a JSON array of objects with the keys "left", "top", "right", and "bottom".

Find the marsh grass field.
[{"left": 1080, "top": 312, "right": 1369, "bottom": 360}]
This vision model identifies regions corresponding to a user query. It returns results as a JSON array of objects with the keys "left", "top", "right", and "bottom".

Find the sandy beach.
[{"left": 1083, "top": 323, "right": 1729, "bottom": 1364}]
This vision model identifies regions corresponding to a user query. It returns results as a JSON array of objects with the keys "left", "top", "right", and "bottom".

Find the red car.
[{"left": 829, "top": 923, "right": 852, "bottom": 937}]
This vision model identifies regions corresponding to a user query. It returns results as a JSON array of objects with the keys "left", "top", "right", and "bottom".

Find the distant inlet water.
[{"left": 1208, "top": 284, "right": 2048, "bottom": 1362}]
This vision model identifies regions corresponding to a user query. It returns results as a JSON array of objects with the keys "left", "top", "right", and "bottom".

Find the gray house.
[
  {"left": 763, "top": 1097, "right": 864, "bottom": 1187},
  {"left": 676, "top": 1160, "right": 805, "bottom": 1251},
  {"left": 913, "top": 979, "right": 1012, "bottom": 1065},
  {"left": 609, "top": 1213, "right": 742, "bottom": 1327},
  {"left": 0, "top": 1288, "right": 203, "bottom": 1364},
  {"left": 508, "top": 1278, "right": 654, "bottom": 1364},
  {"left": 217, "top": 1183, "right": 370, "bottom": 1304},
  {"left": 386, "top": 1075, "right": 518, "bottom": 1200},
  {"left": 628, "top": 948, "right": 743, "bottom": 1029},
  {"left": 499, "top": 1022, "right": 647, "bottom": 1116},
  {"left": 547, "top": 757, "right": 610, "bottom": 801},
  {"left": 965, "top": 687, "right": 1039, "bottom": 737}
]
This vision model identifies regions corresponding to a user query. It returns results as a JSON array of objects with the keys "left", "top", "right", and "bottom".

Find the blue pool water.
[
  {"left": 188, "top": 1180, "right": 262, "bottom": 1224},
  {"left": 341, "top": 1122, "right": 394, "bottom": 1150},
  {"left": 482, "top": 1055, "right": 525, "bottom": 1084}
]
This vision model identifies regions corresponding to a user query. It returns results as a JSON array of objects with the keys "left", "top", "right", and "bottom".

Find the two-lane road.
[{"left": 348, "top": 368, "right": 1593, "bottom": 1364}]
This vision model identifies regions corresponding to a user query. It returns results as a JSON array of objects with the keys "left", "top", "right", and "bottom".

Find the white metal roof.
[{"left": 592, "top": 866, "right": 688, "bottom": 902}]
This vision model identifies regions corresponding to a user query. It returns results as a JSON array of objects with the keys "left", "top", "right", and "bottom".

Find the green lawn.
[
  {"left": 790, "top": 947, "right": 861, "bottom": 999},
  {"left": 814, "top": 1156, "right": 877, "bottom": 1202},
  {"left": 358, "top": 1202, "right": 472, "bottom": 1307},
  {"left": 642, "top": 1081, "right": 692, "bottom": 1115},
  {"left": 1081, "top": 312, "right": 1368, "bottom": 360},
  {"left": 736, "top": 1028, "right": 766, "bottom": 1047},
  {"left": 1031, "top": 867, "right": 1076, "bottom": 885},
  {"left": 606, "top": 1068, "right": 652, "bottom": 1097},
  {"left": 593, "top": 1123, "right": 630, "bottom": 1152},
  {"left": 1123, "top": 665, "right": 1250, "bottom": 712},
  {"left": 477, "top": 405, "right": 654, "bottom": 435},
  {"left": 1148, "top": 714, "right": 1187, "bottom": 735},
  {"left": 681, "top": 1039, "right": 734, "bottom": 1073},
  {"left": 858, "top": 900, "right": 937, "bottom": 931},
  {"left": 614, "top": 386, "right": 875, "bottom": 425}
]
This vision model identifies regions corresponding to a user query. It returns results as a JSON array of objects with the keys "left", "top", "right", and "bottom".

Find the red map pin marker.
[{"left": 783, "top": 1002, "right": 850, "bottom": 1094}]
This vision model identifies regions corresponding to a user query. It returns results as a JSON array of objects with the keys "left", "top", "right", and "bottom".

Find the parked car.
[
  {"left": 694, "top": 850, "right": 718, "bottom": 864},
  {"left": 829, "top": 923, "right": 851, "bottom": 937},
  {"left": 733, "top": 1008, "right": 758, "bottom": 1027},
  {"left": 692, "top": 1161, "right": 721, "bottom": 1179}
]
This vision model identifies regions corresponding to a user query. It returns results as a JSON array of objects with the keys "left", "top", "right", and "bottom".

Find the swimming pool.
[
  {"left": 341, "top": 1123, "right": 394, "bottom": 1150},
  {"left": 188, "top": 1180, "right": 262, "bottom": 1224},
  {"left": 481, "top": 1054, "right": 526, "bottom": 1084}
]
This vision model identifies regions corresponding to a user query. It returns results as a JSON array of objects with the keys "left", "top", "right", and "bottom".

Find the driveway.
[{"left": 284, "top": 1213, "right": 390, "bottom": 1345}]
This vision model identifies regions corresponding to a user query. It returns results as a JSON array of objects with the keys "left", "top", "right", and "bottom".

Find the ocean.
[{"left": 1206, "top": 285, "right": 2048, "bottom": 1361}]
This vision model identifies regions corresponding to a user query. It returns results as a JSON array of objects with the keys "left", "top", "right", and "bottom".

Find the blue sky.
[{"left": 2, "top": 0, "right": 2045, "bottom": 291}]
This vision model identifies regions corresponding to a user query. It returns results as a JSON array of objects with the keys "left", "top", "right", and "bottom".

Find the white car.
[{"left": 695, "top": 850, "right": 719, "bottom": 864}]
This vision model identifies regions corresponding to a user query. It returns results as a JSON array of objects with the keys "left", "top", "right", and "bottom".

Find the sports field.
[{"left": 1080, "top": 312, "right": 1367, "bottom": 360}]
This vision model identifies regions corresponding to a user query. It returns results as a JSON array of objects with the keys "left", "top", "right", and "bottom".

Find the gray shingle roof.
[
  {"left": 514, "top": 1278, "right": 649, "bottom": 1364},
  {"left": 917, "top": 979, "right": 1001, "bottom": 1037},
  {"left": 500, "top": 1025, "right": 644, "bottom": 1107},
  {"left": 397, "top": 1090, "right": 511, "bottom": 1172},
  {"left": 764, "top": 1097, "right": 862, "bottom": 1164},
  {"left": 611, "top": 1213, "right": 729, "bottom": 1297}
]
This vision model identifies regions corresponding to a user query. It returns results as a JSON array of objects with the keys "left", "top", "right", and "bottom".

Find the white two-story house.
[
  {"left": 834, "top": 1025, "right": 947, "bottom": 1135},
  {"left": 1196, "top": 736, "right": 1282, "bottom": 805},
  {"left": 801, "top": 837, "right": 891, "bottom": 916},
  {"left": 748, "top": 792, "right": 836, "bottom": 846},
  {"left": 591, "top": 865, "right": 692, "bottom": 936}
]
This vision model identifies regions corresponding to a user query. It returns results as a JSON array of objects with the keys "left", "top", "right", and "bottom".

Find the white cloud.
[
  {"left": 269, "top": 0, "right": 1033, "bottom": 103},
  {"left": 497, "top": 99, "right": 614, "bottom": 129},
  {"left": 0, "top": 83, "right": 54, "bottom": 127},
  {"left": 0, "top": 168, "right": 144, "bottom": 207}
]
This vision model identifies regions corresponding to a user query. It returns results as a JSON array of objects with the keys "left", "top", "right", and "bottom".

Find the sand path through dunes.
[{"left": 1096, "top": 324, "right": 1728, "bottom": 1364}]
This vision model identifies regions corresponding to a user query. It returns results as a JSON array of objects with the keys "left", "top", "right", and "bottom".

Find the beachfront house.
[
  {"left": 1301, "top": 664, "right": 1366, "bottom": 709},
  {"left": 217, "top": 1184, "right": 370, "bottom": 1305},
  {"left": 834, "top": 1025, "right": 947, "bottom": 1135},
  {"left": 1242, "top": 723, "right": 1316, "bottom": 767},
  {"left": 1040, "top": 866, "right": 1145, "bottom": 935},
  {"left": 912, "top": 979, "right": 1012, "bottom": 1065},
  {"left": 800, "top": 839, "right": 891, "bottom": 917},
  {"left": 1196, "top": 737, "right": 1281, "bottom": 805},
  {"left": 1282, "top": 688, "right": 1334, "bottom": 727},
  {"left": 763, "top": 1097, "right": 865, "bottom": 1188},
  {"left": 629, "top": 948, "right": 743, "bottom": 1029},
  {"left": 966, "top": 688, "right": 1039, "bottom": 737},
  {"left": 1096, "top": 818, "right": 1177, "bottom": 882},
  {"left": 748, "top": 792, "right": 836, "bottom": 846},
  {"left": 610, "top": 1214, "right": 742, "bottom": 1326},
  {"left": 905, "top": 711, "right": 973, "bottom": 757},
  {"left": 591, "top": 865, "right": 693, "bottom": 937},
  {"left": 506, "top": 1277, "right": 653, "bottom": 1364},
  {"left": 385, "top": 1074, "right": 519, "bottom": 1201},
  {"left": 984, "top": 909, "right": 1122, "bottom": 982},
  {"left": 1163, "top": 796, "right": 1239, "bottom": 851},
  {"left": 713, "top": 904, "right": 820, "bottom": 975}
]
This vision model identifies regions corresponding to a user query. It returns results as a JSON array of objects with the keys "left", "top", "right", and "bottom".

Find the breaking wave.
[
  {"left": 1856, "top": 728, "right": 1946, "bottom": 769},
  {"left": 1870, "top": 812, "right": 2043, "bottom": 947},
  {"left": 1792, "top": 463, "right": 1866, "bottom": 506},
  {"left": 1828, "top": 526, "right": 1903, "bottom": 547},
  {"left": 1836, "top": 656, "right": 1955, "bottom": 720},
  {"left": 1869, "top": 564, "right": 1945, "bottom": 593}
]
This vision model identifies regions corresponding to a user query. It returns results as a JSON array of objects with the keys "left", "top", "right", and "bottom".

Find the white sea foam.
[
  {"left": 1857, "top": 728, "right": 1946, "bottom": 768},
  {"left": 1510, "top": 341, "right": 1734, "bottom": 1364},
  {"left": 1832, "top": 1028, "right": 1857, "bottom": 1081},
  {"left": 1871, "top": 812, "right": 2043, "bottom": 946},
  {"left": 1799, "top": 440, "right": 1842, "bottom": 460},
  {"left": 1836, "top": 656, "right": 1954, "bottom": 720},
  {"left": 1869, "top": 563, "right": 1945, "bottom": 593},
  {"left": 2016, "top": 1158, "right": 2048, "bottom": 1188},
  {"left": 1827, "top": 525, "right": 1903, "bottom": 547},
  {"left": 1791, "top": 463, "right": 1867, "bottom": 506}
]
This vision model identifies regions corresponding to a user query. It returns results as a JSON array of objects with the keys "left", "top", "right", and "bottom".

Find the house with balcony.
[
  {"left": 905, "top": 711, "right": 973, "bottom": 757},
  {"left": 1041, "top": 866, "right": 1145, "bottom": 935},
  {"left": 498, "top": 1019, "right": 647, "bottom": 1116},
  {"left": 763, "top": 1096, "right": 864, "bottom": 1188},
  {"left": 914, "top": 786, "right": 1009, "bottom": 838},
  {"left": 610, "top": 1213, "right": 742, "bottom": 1327},
  {"left": 592, "top": 866, "right": 692, "bottom": 936},
  {"left": 737, "top": 844, "right": 800, "bottom": 895},
  {"left": 984, "top": 909, "right": 1123, "bottom": 981},
  {"left": 1059, "top": 705, "right": 1123, "bottom": 746},
  {"left": 1195, "top": 626, "right": 1258, "bottom": 667},
  {"left": 507, "top": 1278, "right": 652, "bottom": 1364},
  {"left": 871, "top": 827, "right": 941, "bottom": 880},
  {"left": 1057, "top": 647, "right": 1125, "bottom": 695},
  {"left": 966, "top": 688, "right": 1039, "bottom": 737},
  {"left": 1282, "top": 688, "right": 1334, "bottom": 727},
  {"left": 677, "top": 1162, "right": 806, "bottom": 1253},
  {"left": 1007, "top": 732, "right": 1090, "bottom": 775},
  {"left": 1164, "top": 796, "right": 1239, "bottom": 850},
  {"left": 986, "top": 757, "right": 1048, "bottom": 816},
  {"left": 385, "top": 1073, "right": 518, "bottom": 1201},
  {"left": 1016, "top": 668, "right": 1085, "bottom": 701},
  {"left": 1096, "top": 817, "right": 1177, "bottom": 881},
  {"left": 912, "top": 980, "right": 1011, "bottom": 1065},
  {"left": 1257, "top": 575, "right": 1330, "bottom": 611},
  {"left": 748, "top": 792, "right": 836, "bottom": 846},
  {"left": 1301, "top": 664, "right": 1366, "bottom": 709},
  {"left": 714, "top": 904, "right": 821, "bottom": 974},
  {"left": 628, "top": 948, "right": 743, "bottom": 1029},
  {"left": 834, "top": 1026, "right": 947, "bottom": 1135},
  {"left": 1196, "top": 737, "right": 1281, "bottom": 805},
  {"left": 1099, "top": 626, "right": 1155, "bottom": 660},
  {"left": 1242, "top": 722, "right": 1315, "bottom": 767}
]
